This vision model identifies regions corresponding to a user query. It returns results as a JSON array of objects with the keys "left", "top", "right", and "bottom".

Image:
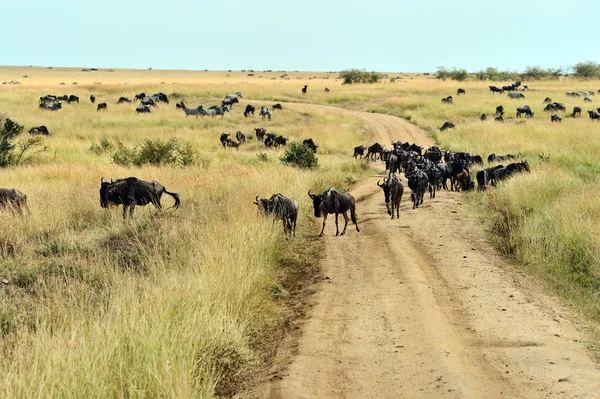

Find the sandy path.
[{"left": 253, "top": 106, "right": 600, "bottom": 398}]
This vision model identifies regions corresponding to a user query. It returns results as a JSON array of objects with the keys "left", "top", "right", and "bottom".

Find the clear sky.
[{"left": 2, "top": 0, "right": 595, "bottom": 72}]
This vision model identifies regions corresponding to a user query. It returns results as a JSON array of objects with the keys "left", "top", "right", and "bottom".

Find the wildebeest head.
[
  {"left": 99, "top": 177, "right": 113, "bottom": 208},
  {"left": 308, "top": 190, "right": 327, "bottom": 217},
  {"left": 253, "top": 195, "right": 273, "bottom": 214}
]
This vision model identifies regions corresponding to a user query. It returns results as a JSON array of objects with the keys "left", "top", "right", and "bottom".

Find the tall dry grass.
[{"left": 0, "top": 72, "right": 369, "bottom": 397}]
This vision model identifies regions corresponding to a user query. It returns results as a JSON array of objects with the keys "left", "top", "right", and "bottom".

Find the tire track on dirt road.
[{"left": 253, "top": 105, "right": 600, "bottom": 398}]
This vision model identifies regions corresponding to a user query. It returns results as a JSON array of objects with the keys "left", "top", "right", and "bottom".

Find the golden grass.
[{"left": 0, "top": 68, "right": 370, "bottom": 397}]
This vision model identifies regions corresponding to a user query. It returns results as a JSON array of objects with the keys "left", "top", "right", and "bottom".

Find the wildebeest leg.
[
  {"left": 122, "top": 205, "right": 128, "bottom": 219},
  {"left": 319, "top": 214, "right": 328, "bottom": 237},
  {"left": 335, "top": 212, "right": 340, "bottom": 236},
  {"left": 129, "top": 205, "right": 135, "bottom": 218},
  {"left": 340, "top": 212, "right": 349, "bottom": 235}
]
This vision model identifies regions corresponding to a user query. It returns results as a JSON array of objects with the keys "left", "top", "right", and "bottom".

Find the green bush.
[
  {"left": 0, "top": 115, "right": 46, "bottom": 167},
  {"left": 339, "top": 69, "right": 381, "bottom": 84},
  {"left": 572, "top": 61, "right": 600, "bottom": 79},
  {"left": 280, "top": 142, "right": 318, "bottom": 169},
  {"left": 436, "top": 67, "right": 469, "bottom": 81},
  {"left": 111, "top": 139, "right": 197, "bottom": 167},
  {"left": 89, "top": 138, "right": 114, "bottom": 155}
]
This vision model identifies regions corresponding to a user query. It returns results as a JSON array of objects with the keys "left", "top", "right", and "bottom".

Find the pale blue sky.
[{"left": 2, "top": 0, "right": 595, "bottom": 72}]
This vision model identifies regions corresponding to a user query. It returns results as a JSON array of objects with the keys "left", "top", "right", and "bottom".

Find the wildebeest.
[
  {"left": 99, "top": 177, "right": 180, "bottom": 219},
  {"left": 495, "top": 115, "right": 504, "bottom": 122},
  {"left": 117, "top": 97, "right": 132, "bottom": 104},
  {"left": 377, "top": 174, "right": 404, "bottom": 219},
  {"left": 588, "top": 110, "right": 600, "bottom": 121},
  {"left": 487, "top": 160, "right": 530, "bottom": 186},
  {"left": 97, "top": 103, "right": 107, "bottom": 111},
  {"left": 259, "top": 106, "right": 272, "bottom": 120},
  {"left": 90, "top": 95, "right": 96, "bottom": 104},
  {"left": 516, "top": 105, "right": 534, "bottom": 118},
  {"left": 457, "top": 88, "right": 465, "bottom": 95},
  {"left": 364, "top": 142, "right": 384, "bottom": 161},
  {"left": 544, "top": 102, "right": 566, "bottom": 112},
  {"left": 67, "top": 95, "right": 79, "bottom": 103},
  {"left": 141, "top": 97, "right": 157, "bottom": 107},
  {"left": 57, "top": 95, "right": 69, "bottom": 101},
  {"left": 303, "top": 138, "right": 318, "bottom": 153},
  {"left": 0, "top": 188, "right": 28, "bottom": 214},
  {"left": 508, "top": 92, "right": 525, "bottom": 99},
  {"left": 134, "top": 93, "right": 146, "bottom": 101},
  {"left": 353, "top": 145, "right": 365, "bottom": 158},
  {"left": 220, "top": 133, "right": 230, "bottom": 148},
  {"left": 274, "top": 136, "right": 288, "bottom": 148},
  {"left": 551, "top": 114, "right": 562, "bottom": 123},
  {"left": 176, "top": 101, "right": 186, "bottom": 110},
  {"left": 572, "top": 106, "right": 582, "bottom": 118},
  {"left": 495, "top": 105, "right": 504, "bottom": 116},
  {"left": 405, "top": 164, "right": 428, "bottom": 209},
  {"left": 480, "top": 113, "right": 487, "bottom": 121},
  {"left": 254, "top": 127, "right": 266, "bottom": 141},
  {"left": 325, "top": 87, "right": 330, "bottom": 93},
  {"left": 222, "top": 97, "right": 238, "bottom": 108},
  {"left": 441, "top": 96, "right": 453, "bottom": 104},
  {"left": 136, "top": 105, "right": 151, "bottom": 114},
  {"left": 423, "top": 146, "right": 443, "bottom": 164},
  {"left": 264, "top": 133, "right": 276, "bottom": 148},
  {"left": 225, "top": 138, "right": 240, "bottom": 149},
  {"left": 543, "top": 97, "right": 552, "bottom": 103},
  {"left": 302, "top": 85, "right": 308, "bottom": 94},
  {"left": 40, "top": 103, "right": 62, "bottom": 111},
  {"left": 254, "top": 193, "right": 299, "bottom": 237},
  {"left": 272, "top": 103, "right": 283, "bottom": 110},
  {"left": 244, "top": 104, "right": 256, "bottom": 117},
  {"left": 40, "top": 95, "right": 57, "bottom": 103},
  {"left": 236, "top": 131, "right": 246, "bottom": 144},
  {"left": 584, "top": 97, "right": 593, "bottom": 102},
  {"left": 308, "top": 188, "right": 359, "bottom": 236},
  {"left": 488, "top": 153, "right": 516, "bottom": 163},
  {"left": 440, "top": 121, "right": 455, "bottom": 131},
  {"left": 489, "top": 86, "right": 504, "bottom": 94},
  {"left": 29, "top": 125, "right": 50, "bottom": 135}
]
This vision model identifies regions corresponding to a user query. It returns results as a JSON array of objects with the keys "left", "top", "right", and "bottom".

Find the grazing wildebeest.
[
  {"left": 508, "top": 92, "right": 525, "bottom": 99},
  {"left": 489, "top": 86, "right": 503, "bottom": 94},
  {"left": 99, "top": 177, "right": 180, "bottom": 219},
  {"left": 377, "top": 174, "right": 404, "bottom": 219},
  {"left": 225, "top": 138, "right": 240, "bottom": 149},
  {"left": 134, "top": 93, "right": 146, "bottom": 101},
  {"left": 67, "top": 95, "right": 79, "bottom": 103},
  {"left": 584, "top": 97, "right": 593, "bottom": 102},
  {"left": 259, "top": 106, "right": 272, "bottom": 120},
  {"left": 441, "top": 96, "right": 453, "bottom": 104},
  {"left": 487, "top": 153, "right": 516, "bottom": 163},
  {"left": 543, "top": 97, "right": 552, "bottom": 103},
  {"left": 516, "top": 105, "right": 534, "bottom": 118},
  {"left": 176, "top": 101, "right": 186, "bottom": 110},
  {"left": 254, "top": 127, "right": 266, "bottom": 141},
  {"left": 274, "top": 136, "right": 288, "bottom": 148},
  {"left": 457, "top": 88, "right": 466, "bottom": 95},
  {"left": 141, "top": 97, "right": 157, "bottom": 107},
  {"left": 220, "top": 133, "right": 230, "bottom": 148},
  {"left": 308, "top": 188, "right": 359, "bottom": 236},
  {"left": 90, "top": 94, "right": 96, "bottom": 104},
  {"left": 405, "top": 164, "right": 428, "bottom": 209},
  {"left": 117, "top": 97, "right": 132, "bottom": 104},
  {"left": 302, "top": 85, "right": 308, "bottom": 94},
  {"left": 495, "top": 105, "right": 504, "bottom": 116},
  {"left": 244, "top": 104, "right": 256, "bottom": 117},
  {"left": 236, "top": 131, "right": 246, "bottom": 144},
  {"left": 97, "top": 103, "right": 107, "bottom": 111},
  {"left": 57, "top": 95, "right": 68, "bottom": 101},
  {"left": 588, "top": 110, "right": 600, "bottom": 121},
  {"left": 572, "top": 106, "right": 582, "bottom": 118},
  {"left": 325, "top": 87, "right": 330, "bottom": 92},
  {"left": 353, "top": 145, "right": 365, "bottom": 158},
  {"left": 136, "top": 105, "right": 151, "bottom": 113},
  {"left": 40, "top": 103, "right": 62, "bottom": 111},
  {"left": 551, "top": 114, "right": 562, "bottom": 123},
  {"left": 303, "top": 138, "right": 318, "bottom": 153},
  {"left": 480, "top": 113, "right": 487, "bottom": 121},
  {"left": 272, "top": 103, "right": 283, "bottom": 110},
  {"left": 29, "top": 125, "right": 50, "bottom": 135},
  {"left": 254, "top": 193, "right": 299, "bottom": 237},
  {"left": 222, "top": 97, "right": 238, "bottom": 108},
  {"left": 440, "top": 121, "right": 456, "bottom": 131},
  {"left": 364, "top": 142, "right": 384, "bottom": 161},
  {"left": 488, "top": 160, "right": 530, "bottom": 186},
  {"left": 0, "top": 188, "right": 28, "bottom": 214},
  {"left": 495, "top": 115, "right": 504, "bottom": 122},
  {"left": 477, "top": 165, "right": 504, "bottom": 190}
]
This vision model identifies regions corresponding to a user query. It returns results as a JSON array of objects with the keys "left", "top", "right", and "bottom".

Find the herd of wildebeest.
[{"left": 0, "top": 82, "right": 545, "bottom": 237}]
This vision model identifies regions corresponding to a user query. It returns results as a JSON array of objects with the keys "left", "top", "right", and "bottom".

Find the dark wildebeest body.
[
  {"left": 176, "top": 101, "right": 186, "bottom": 110},
  {"left": 424, "top": 146, "right": 443, "bottom": 164},
  {"left": 488, "top": 161, "right": 530, "bottom": 186},
  {"left": 136, "top": 105, "right": 151, "bottom": 113},
  {"left": 386, "top": 153, "right": 399, "bottom": 174},
  {"left": 441, "top": 96, "right": 453, "bottom": 104},
  {"left": 584, "top": 97, "right": 593, "bottom": 103},
  {"left": 588, "top": 110, "right": 600, "bottom": 121},
  {"left": 309, "top": 188, "right": 359, "bottom": 236},
  {"left": 377, "top": 174, "right": 404, "bottom": 219},
  {"left": 440, "top": 121, "right": 455, "bottom": 131},
  {"left": 244, "top": 104, "right": 256, "bottom": 117},
  {"left": 457, "top": 88, "right": 465, "bottom": 95},
  {"left": 489, "top": 86, "right": 503, "bottom": 94},
  {"left": 99, "top": 177, "right": 180, "bottom": 218},
  {"left": 572, "top": 106, "right": 582, "bottom": 118},
  {"left": 516, "top": 105, "right": 534, "bottom": 118},
  {"left": 222, "top": 97, "right": 238, "bottom": 108},
  {"left": 29, "top": 125, "right": 50, "bottom": 135},
  {"left": 303, "top": 138, "right": 318, "bottom": 153},
  {"left": 141, "top": 97, "right": 157, "bottom": 107},
  {"left": 353, "top": 145, "right": 365, "bottom": 158},
  {"left": 236, "top": 131, "right": 246, "bottom": 144},
  {"left": 487, "top": 153, "right": 516, "bottom": 163},
  {"left": 57, "top": 95, "right": 68, "bottom": 101},
  {"left": 117, "top": 97, "right": 132, "bottom": 104},
  {"left": 302, "top": 85, "right": 308, "bottom": 94},
  {"left": 508, "top": 92, "right": 525, "bottom": 99},
  {"left": 134, "top": 93, "right": 146, "bottom": 101},
  {"left": 481, "top": 113, "right": 487, "bottom": 121},
  {"left": 551, "top": 114, "right": 562, "bottom": 123},
  {"left": 225, "top": 138, "right": 240, "bottom": 149},
  {"left": 90, "top": 95, "right": 96, "bottom": 104},
  {"left": 97, "top": 103, "right": 107, "bottom": 111},
  {"left": 364, "top": 143, "right": 384, "bottom": 161},
  {"left": 67, "top": 95, "right": 79, "bottom": 103},
  {"left": 40, "top": 103, "right": 62, "bottom": 111},
  {"left": 274, "top": 136, "right": 288, "bottom": 148},
  {"left": 405, "top": 164, "right": 428, "bottom": 209},
  {"left": 220, "top": 133, "right": 230, "bottom": 148},
  {"left": 0, "top": 188, "right": 28, "bottom": 214},
  {"left": 543, "top": 97, "right": 552, "bottom": 103},
  {"left": 254, "top": 127, "right": 266, "bottom": 142},
  {"left": 495, "top": 105, "right": 504, "bottom": 116},
  {"left": 477, "top": 165, "right": 504, "bottom": 191},
  {"left": 272, "top": 103, "right": 283, "bottom": 110},
  {"left": 254, "top": 193, "right": 299, "bottom": 237}
]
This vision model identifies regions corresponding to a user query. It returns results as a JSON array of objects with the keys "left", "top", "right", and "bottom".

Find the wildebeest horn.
[
  {"left": 255, "top": 195, "right": 259, "bottom": 202},
  {"left": 377, "top": 179, "right": 384, "bottom": 187},
  {"left": 308, "top": 190, "right": 316, "bottom": 199},
  {"left": 101, "top": 177, "right": 104, "bottom": 184}
]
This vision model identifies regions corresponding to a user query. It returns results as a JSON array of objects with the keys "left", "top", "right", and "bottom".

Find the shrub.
[
  {"left": 0, "top": 115, "right": 46, "bottom": 167},
  {"left": 436, "top": 67, "right": 468, "bottom": 81},
  {"left": 111, "top": 139, "right": 197, "bottom": 167},
  {"left": 89, "top": 138, "right": 114, "bottom": 155},
  {"left": 572, "top": 61, "right": 600, "bottom": 79},
  {"left": 280, "top": 143, "right": 318, "bottom": 169},
  {"left": 339, "top": 69, "right": 381, "bottom": 84}
]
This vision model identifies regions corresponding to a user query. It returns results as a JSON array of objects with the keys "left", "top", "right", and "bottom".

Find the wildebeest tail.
[{"left": 165, "top": 190, "right": 180, "bottom": 209}]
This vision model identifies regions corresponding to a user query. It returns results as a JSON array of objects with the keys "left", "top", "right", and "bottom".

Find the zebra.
[
  {"left": 202, "top": 105, "right": 229, "bottom": 118},
  {"left": 184, "top": 106, "right": 204, "bottom": 118},
  {"left": 259, "top": 106, "right": 272, "bottom": 120}
]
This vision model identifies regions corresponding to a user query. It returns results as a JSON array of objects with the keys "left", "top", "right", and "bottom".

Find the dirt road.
[{"left": 255, "top": 107, "right": 600, "bottom": 398}]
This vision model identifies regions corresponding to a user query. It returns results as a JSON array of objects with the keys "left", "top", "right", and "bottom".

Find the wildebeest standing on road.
[
  {"left": 0, "top": 188, "right": 29, "bottom": 214},
  {"left": 308, "top": 188, "right": 359, "bottom": 236},
  {"left": 377, "top": 174, "right": 404, "bottom": 219},
  {"left": 99, "top": 177, "right": 180, "bottom": 219}
]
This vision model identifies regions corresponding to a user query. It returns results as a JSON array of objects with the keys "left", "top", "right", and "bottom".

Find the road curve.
[{"left": 253, "top": 105, "right": 600, "bottom": 398}]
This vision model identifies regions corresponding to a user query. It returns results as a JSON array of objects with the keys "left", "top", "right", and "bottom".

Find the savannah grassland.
[{"left": 2, "top": 66, "right": 600, "bottom": 397}]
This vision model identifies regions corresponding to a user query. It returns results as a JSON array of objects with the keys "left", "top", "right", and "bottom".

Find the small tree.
[
  {"left": 280, "top": 143, "right": 318, "bottom": 169},
  {"left": 572, "top": 61, "right": 600, "bottom": 79},
  {"left": 0, "top": 117, "right": 23, "bottom": 167},
  {"left": 339, "top": 69, "right": 382, "bottom": 84}
]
